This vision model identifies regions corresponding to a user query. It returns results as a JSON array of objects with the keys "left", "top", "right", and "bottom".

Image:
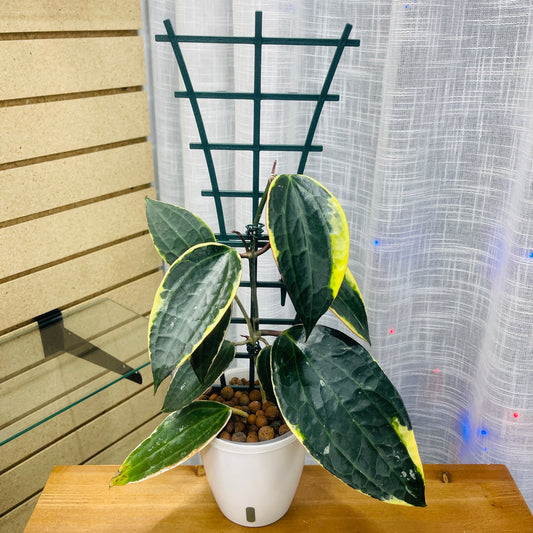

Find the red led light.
[
  {"left": 389, "top": 328, "right": 395, "bottom": 335},
  {"left": 433, "top": 368, "right": 439, "bottom": 374},
  {"left": 513, "top": 412, "right": 519, "bottom": 418}
]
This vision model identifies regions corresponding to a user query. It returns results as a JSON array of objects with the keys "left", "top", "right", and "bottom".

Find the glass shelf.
[{"left": 0, "top": 299, "right": 150, "bottom": 447}]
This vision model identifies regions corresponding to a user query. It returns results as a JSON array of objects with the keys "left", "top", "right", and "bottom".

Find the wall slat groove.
[
  {"left": 0, "top": 299, "right": 146, "bottom": 382},
  {"left": 0, "top": 87, "right": 143, "bottom": 108},
  {"left": 59, "top": 269, "right": 163, "bottom": 320},
  {"left": 83, "top": 413, "right": 167, "bottom": 465},
  {"left": 0, "top": 137, "right": 147, "bottom": 172},
  {"left": 0, "top": 268, "right": 162, "bottom": 338},
  {"left": 0, "top": 493, "right": 41, "bottom": 526},
  {"left": 0, "top": 271, "right": 161, "bottom": 371},
  {"left": 0, "top": 494, "right": 39, "bottom": 533},
  {"left": 0, "top": 1, "right": 142, "bottom": 33},
  {"left": 100, "top": 271, "right": 163, "bottom": 316},
  {"left": 0, "top": 229, "right": 150, "bottom": 285},
  {"left": 1, "top": 184, "right": 153, "bottom": 229},
  {"left": 0, "top": 92, "right": 150, "bottom": 164},
  {"left": 1, "top": 234, "right": 161, "bottom": 333},
  {"left": 1, "top": 188, "right": 156, "bottom": 280},
  {"left": 1, "top": 37, "right": 145, "bottom": 100},
  {"left": 1, "top": 344, "right": 148, "bottom": 430},
  {"left": 0, "top": 31, "right": 139, "bottom": 40}
]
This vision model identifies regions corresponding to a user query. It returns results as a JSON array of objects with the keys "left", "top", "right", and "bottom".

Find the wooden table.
[{"left": 25, "top": 464, "right": 532, "bottom": 532}]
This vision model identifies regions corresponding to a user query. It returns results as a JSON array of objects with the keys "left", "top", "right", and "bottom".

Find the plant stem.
[
  {"left": 232, "top": 230, "right": 250, "bottom": 253},
  {"left": 233, "top": 338, "right": 254, "bottom": 347},
  {"left": 231, "top": 168, "right": 278, "bottom": 384},
  {"left": 233, "top": 294, "right": 254, "bottom": 339},
  {"left": 252, "top": 168, "right": 276, "bottom": 227},
  {"left": 230, "top": 407, "right": 249, "bottom": 419},
  {"left": 249, "top": 240, "right": 260, "bottom": 334},
  {"left": 260, "top": 329, "right": 282, "bottom": 337}
]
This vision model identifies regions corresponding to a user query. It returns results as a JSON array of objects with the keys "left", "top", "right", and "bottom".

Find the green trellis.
[{"left": 155, "top": 11, "right": 359, "bottom": 384}]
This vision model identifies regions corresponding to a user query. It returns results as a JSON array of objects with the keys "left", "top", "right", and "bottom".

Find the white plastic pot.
[{"left": 200, "top": 368, "right": 306, "bottom": 527}]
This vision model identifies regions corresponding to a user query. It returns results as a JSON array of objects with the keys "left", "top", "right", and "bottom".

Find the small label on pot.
[{"left": 246, "top": 507, "right": 256, "bottom": 523}]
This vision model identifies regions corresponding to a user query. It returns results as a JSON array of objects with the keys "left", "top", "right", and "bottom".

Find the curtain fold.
[{"left": 143, "top": 0, "right": 533, "bottom": 509}]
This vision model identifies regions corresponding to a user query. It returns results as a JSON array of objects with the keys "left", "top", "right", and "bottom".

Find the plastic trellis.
[{"left": 155, "top": 11, "right": 359, "bottom": 386}]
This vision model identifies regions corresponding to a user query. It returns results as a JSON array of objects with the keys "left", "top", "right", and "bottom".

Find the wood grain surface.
[{"left": 24, "top": 464, "right": 533, "bottom": 532}]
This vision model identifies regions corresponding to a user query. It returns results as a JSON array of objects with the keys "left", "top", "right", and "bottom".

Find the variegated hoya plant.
[{"left": 111, "top": 173, "right": 426, "bottom": 507}]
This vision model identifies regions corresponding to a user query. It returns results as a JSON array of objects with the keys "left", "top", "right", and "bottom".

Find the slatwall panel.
[{"left": 0, "top": 2, "right": 164, "bottom": 530}]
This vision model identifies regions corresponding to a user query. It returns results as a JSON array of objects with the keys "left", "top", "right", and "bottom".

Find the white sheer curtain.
[{"left": 143, "top": 0, "right": 533, "bottom": 509}]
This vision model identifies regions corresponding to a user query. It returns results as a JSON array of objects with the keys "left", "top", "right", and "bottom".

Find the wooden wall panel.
[
  {"left": 102, "top": 271, "right": 162, "bottom": 316},
  {"left": 0, "top": 496, "right": 39, "bottom": 533},
  {"left": 85, "top": 414, "right": 167, "bottom": 465},
  {"left": 0, "top": 92, "right": 150, "bottom": 164},
  {"left": 1, "top": 319, "right": 149, "bottom": 428},
  {"left": 0, "top": 142, "right": 154, "bottom": 223},
  {"left": 0, "top": 274, "right": 160, "bottom": 379},
  {"left": 2, "top": 188, "right": 155, "bottom": 279},
  {"left": 0, "top": 386, "right": 168, "bottom": 516},
  {"left": 1, "top": 345, "right": 151, "bottom": 469},
  {"left": 0, "top": 0, "right": 142, "bottom": 32},
  {"left": 0, "top": 37, "right": 146, "bottom": 101},
  {"left": 0, "top": 2, "right": 166, "bottom": 529},
  {"left": 0, "top": 326, "right": 43, "bottom": 379},
  {"left": 0, "top": 234, "right": 161, "bottom": 332},
  {"left": 0, "top": 414, "right": 163, "bottom": 533}
]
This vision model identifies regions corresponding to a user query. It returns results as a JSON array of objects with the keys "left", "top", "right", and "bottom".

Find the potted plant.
[{"left": 110, "top": 171, "right": 426, "bottom": 525}]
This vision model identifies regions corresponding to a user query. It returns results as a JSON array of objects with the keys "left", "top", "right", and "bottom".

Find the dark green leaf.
[
  {"left": 190, "top": 307, "right": 232, "bottom": 383},
  {"left": 266, "top": 174, "right": 349, "bottom": 337},
  {"left": 162, "top": 340, "right": 235, "bottom": 413},
  {"left": 256, "top": 346, "right": 275, "bottom": 402},
  {"left": 111, "top": 401, "right": 231, "bottom": 486},
  {"left": 330, "top": 269, "right": 371, "bottom": 344},
  {"left": 149, "top": 242, "right": 242, "bottom": 391},
  {"left": 146, "top": 197, "right": 215, "bottom": 265},
  {"left": 271, "top": 325, "right": 426, "bottom": 507}
]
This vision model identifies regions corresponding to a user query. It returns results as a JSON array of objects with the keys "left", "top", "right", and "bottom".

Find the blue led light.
[
  {"left": 460, "top": 416, "right": 470, "bottom": 442},
  {"left": 374, "top": 239, "right": 380, "bottom": 246},
  {"left": 480, "top": 429, "right": 487, "bottom": 436},
  {"left": 528, "top": 250, "right": 533, "bottom": 258}
]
